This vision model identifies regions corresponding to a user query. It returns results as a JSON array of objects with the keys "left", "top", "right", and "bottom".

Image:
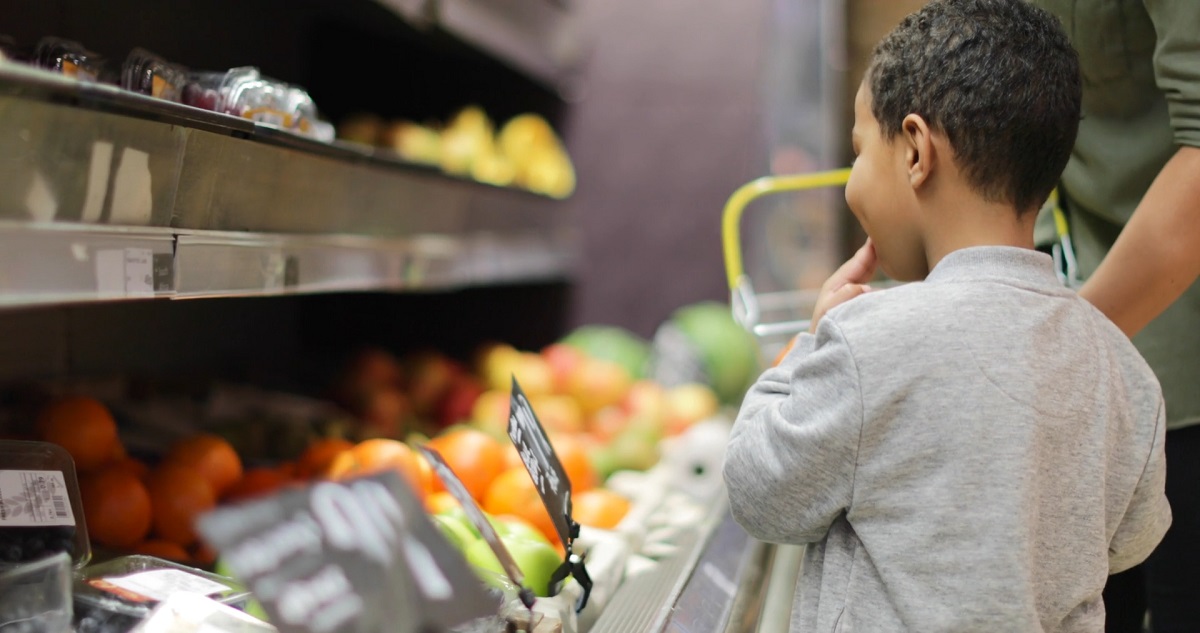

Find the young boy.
[{"left": 723, "top": 1, "right": 1171, "bottom": 631}]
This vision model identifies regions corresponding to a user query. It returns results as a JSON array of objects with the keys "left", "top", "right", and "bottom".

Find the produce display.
[
  {"left": 0, "top": 308, "right": 755, "bottom": 631},
  {"left": 338, "top": 107, "right": 576, "bottom": 199}
]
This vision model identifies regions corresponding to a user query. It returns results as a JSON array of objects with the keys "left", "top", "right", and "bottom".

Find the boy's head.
[{"left": 846, "top": 0, "right": 1081, "bottom": 281}]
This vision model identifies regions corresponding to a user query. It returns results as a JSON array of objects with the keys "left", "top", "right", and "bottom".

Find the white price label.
[
  {"left": 0, "top": 470, "right": 75, "bottom": 527},
  {"left": 95, "top": 248, "right": 156, "bottom": 298},
  {"left": 98, "top": 569, "right": 231, "bottom": 603},
  {"left": 125, "top": 248, "right": 155, "bottom": 297}
]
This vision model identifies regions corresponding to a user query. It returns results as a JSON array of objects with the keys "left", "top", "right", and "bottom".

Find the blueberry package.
[
  {"left": 0, "top": 440, "right": 91, "bottom": 570},
  {"left": 73, "top": 555, "right": 250, "bottom": 632}
]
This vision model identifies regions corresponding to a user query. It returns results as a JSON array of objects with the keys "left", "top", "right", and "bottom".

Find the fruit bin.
[{"left": 0, "top": 326, "right": 763, "bottom": 633}]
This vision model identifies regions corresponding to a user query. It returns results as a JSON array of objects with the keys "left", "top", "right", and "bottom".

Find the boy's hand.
[{"left": 809, "top": 239, "right": 878, "bottom": 333}]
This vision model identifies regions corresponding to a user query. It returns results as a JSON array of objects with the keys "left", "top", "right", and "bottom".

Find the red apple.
[
  {"left": 568, "top": 358, "right": 633, "bottom": 415},
  {"left": 541, "top": 343, "right": 585, "bottom": 394},
  {"left": 437, "top": 375, "right": 485, "bottom": 428},
  {"left": 405, "top": 351, "right": 465, "bottom": 417}
]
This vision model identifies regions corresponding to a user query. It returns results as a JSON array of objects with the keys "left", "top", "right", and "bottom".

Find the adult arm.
[
  {"left": 1079, "top": 147, "right": 1200, "bottom": 336},
  {"left": 1081, "top": 1, "right": 1200, "bottom": 336}
]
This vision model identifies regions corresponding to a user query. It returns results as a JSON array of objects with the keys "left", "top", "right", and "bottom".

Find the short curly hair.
[{"left": 868, "top": 0, "right": 1081, "bottom": 212}]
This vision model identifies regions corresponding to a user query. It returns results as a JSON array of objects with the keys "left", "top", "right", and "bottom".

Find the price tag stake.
[
  {"left": 418, "top": 446, "right": 538, "bottom": 612},
  {"left": 506, "top": 377, "right": 593, "bottom": 612}
]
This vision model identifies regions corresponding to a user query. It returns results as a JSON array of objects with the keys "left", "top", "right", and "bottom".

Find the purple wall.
[{"left": 563, "top": 0, "right": 771, "bottom": 338}]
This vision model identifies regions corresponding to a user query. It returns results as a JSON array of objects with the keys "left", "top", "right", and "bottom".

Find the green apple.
[
  {"left": 490, "top": 515, "right": 552, "bottom": 547},
  {"left": 464, "top": 536, "right": 563, "bottom": 597},
  {"left": 437, "top": 506, "right": 482, "bottom": 538},
  {"left": 433, "top": 514, "right": 480, "bottom": 552}
]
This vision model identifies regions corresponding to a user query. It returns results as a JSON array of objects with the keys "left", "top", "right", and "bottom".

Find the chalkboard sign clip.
[{"left": 549, "top": 546, "right": 593, "bottom": 613}]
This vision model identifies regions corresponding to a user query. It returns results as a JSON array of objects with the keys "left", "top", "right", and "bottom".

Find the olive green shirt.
[{"left": 1034, "top": 0, "right": 1200, "bottom": 430}]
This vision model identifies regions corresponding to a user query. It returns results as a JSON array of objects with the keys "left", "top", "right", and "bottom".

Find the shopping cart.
[
  {"left": 721, "top": 167, "right": 852, "bottom": 359},
  {"left": 721, "top": 168, "right": 1079, "bottom": 361}
]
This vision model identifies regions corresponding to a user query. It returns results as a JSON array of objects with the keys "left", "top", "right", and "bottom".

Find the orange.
[
  {"left": 295, "top": 438, "right": 353, "bottom": 479},
  {"left": 133, "top": 539, "right": 190, "bottom": 562},
  {"left": 326, "top": 439, "right": 425, "bottom": 500},
  {"left": 147, "top": 465, "right": 216, "bottom": 546},
  {"left": 35, "top": 396, "right": 119, "bottom": 472},
  {"left": 483, "top": 467, "right": 559, "bottom": 545},
  {"left": 414, "top": 451, "right": 436, "bottom": 497},
  {"left": 425, "top": 491, "right": 459, "bottom": 514},
  {"left": 80, "top": 466, "right": 152, "bottom": 549},
  {"left": 276, "top": 461, "right": 298, "bottom": 481},
  {"left": 224, "top": 467, "right": 290, "bottom": 502},
  {"left": 548, "top": 433, "right": 598, "bottom": 493},
  {"left": 572, "top": 489, "right": 631, "bottom": 529},
  {"left": 162, "top": 435, "right": 243, "bottom": 498},
  {"left": 502, "top": 441, "right": 524, "bottom": 470},
  {"left": 108, "top": 456, "right": 150, "bottom": 481},
  {"left": 425, "top": 429, "right": 506, "bottom": 502},
  {"left": 191, "top": 541, "right": 218, "bottom": 566}
]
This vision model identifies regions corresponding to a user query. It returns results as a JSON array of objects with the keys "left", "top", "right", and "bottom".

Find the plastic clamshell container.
[
  {"left": 0, "top": 551, "right": 73, "bottom": 632},
  {"left": 74, "top": 555, "right": 251, "bottom": 620},
  {"left": 121, "top": 48, "right": 188, "bottom": 102},
  {"left": 131, "top": 592, "right": 275, "bottom": 633},
  {"left": 0, "top": 440, "right": 91, "bottom": 569},
  {"left": 32, "top": 37, "right": 103, "bottom": 81}
]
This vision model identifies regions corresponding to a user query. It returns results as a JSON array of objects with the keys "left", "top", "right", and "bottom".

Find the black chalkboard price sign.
[
  {"left": 197, "top": 472, "right": 497, "bottom": 633},
  {"left": 506, "top": 377, "right": 593, "bottom": 611},
  {"left": 418, "top": 445, "right": 537, "bottom": 611}
]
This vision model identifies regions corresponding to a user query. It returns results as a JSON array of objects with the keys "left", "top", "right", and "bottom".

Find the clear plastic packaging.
[
  {"left": 32, "top": 37, "right": 103, "bottom": 81},
  {"left": 121, "top": 48, "right": 188, "bottom": 102},
  {"left": 0, "top": 440, "right": 91, "bottom": 570},
  {"left": 0, "top": 552, "right": 73, "bottom": 633},
  {"left": 74, "top": 555, "right": 251, "bottom": 632},
  {"left": 181, "top": 67, "right": 333, "bottom": 141}
]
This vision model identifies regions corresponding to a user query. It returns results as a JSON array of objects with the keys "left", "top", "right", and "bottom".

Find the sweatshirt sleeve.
[
  {"left": 723, "top": 317, "right": 864, "bottom": 544},
  {"left": 1146, "top": 0, "right": 1200, "bottom": 147},
  {"left": 1109, "top": 399, "right": 1172, "bottom": 574}
]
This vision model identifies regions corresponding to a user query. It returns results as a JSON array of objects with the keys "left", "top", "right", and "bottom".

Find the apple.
[
  {"left": 433, "top": 513, "right": 479, "bottom": 552},
  {"left": 465, "top": 535, "right": 563, "bottom": 597},
  {"left": 512, "top": 353, "right": 555, "bottom": 396},
  {"left": 475, "top": 343, "right": 521, "bottom": 392},
  {"left": 588, "top": 406, "right": 630, "bottom": 442},
  {"left": 470, "top": 389, "right": 511, "bottom": 437},
  {"left": 341, "top": 348, "right": 405, "bottom": 395},
  {"left": 622, "top": 380, "right": 667, "bottom": 423},
  {"left": 437, "top": 375, "right": 485, "bottom": 428},
  {"left": 490, "top": 515, "right": 552, "bottom": 547},
  {"left": 405, "top": 352, "right": 464, "bottom": 417},
  {"left": 541, "top": 343, "right": 585, "bottom": 394},
  {"left": 439, "top": 505, "right": 480, "bottom": 537},
  {"left": 361, "top": 389, "right": 412, "bottom": 438},
  {"left": 664, "top": 383, "right": 719, "bottom": 435},
  {"left": 528, "top": 394, "right": 585, "bottom": 434},
  {"left": 568, "top": 358, "right": 633, "bottom": 415}
]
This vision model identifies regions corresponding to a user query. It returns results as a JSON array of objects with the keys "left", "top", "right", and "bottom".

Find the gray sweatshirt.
[{"left": 724, "top": 247, "right": 1171, "bottom": 632}]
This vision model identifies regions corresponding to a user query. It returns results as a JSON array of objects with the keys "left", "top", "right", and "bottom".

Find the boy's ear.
[{"left": 901, "top": 113, "right": 934, "bottom": 190}]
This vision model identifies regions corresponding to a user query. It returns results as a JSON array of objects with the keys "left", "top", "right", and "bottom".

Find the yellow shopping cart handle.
[{"left": 721, "top": 168, "right": 852, "bottom": 290}]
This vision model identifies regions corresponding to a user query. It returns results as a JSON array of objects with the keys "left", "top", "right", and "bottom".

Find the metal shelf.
[
  {"left": 368, "top": 0, "right": 583, "bottom": 95},
  {"left": 0, "top": 65, "right": 575, "bottom": 309},
  {"left": 0, "top": 221, "right": 574, "bottom": 308}
]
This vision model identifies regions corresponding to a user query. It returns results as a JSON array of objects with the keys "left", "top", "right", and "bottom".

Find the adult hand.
[{"left": 809, "top": 239, "right": 878, "bottom": 334}]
